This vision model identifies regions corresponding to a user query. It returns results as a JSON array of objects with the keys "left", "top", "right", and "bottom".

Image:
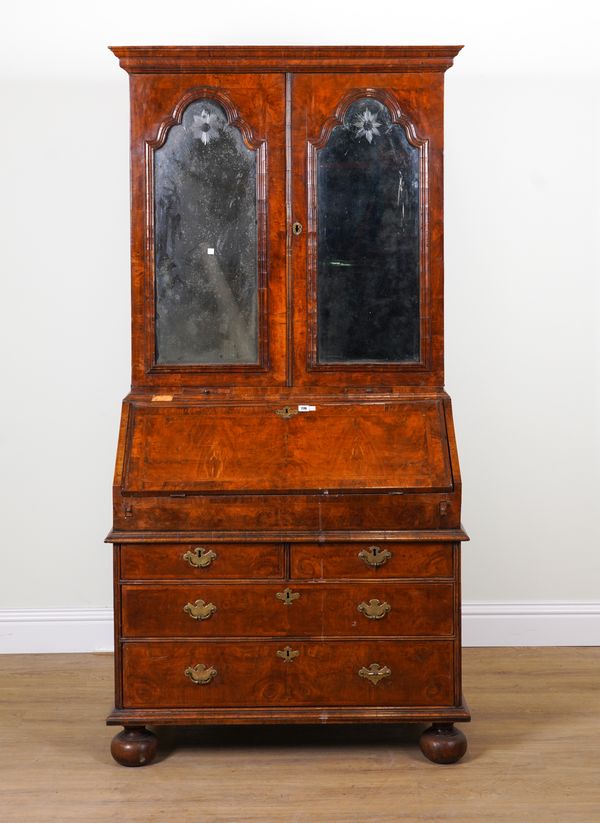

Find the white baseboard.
[
  {"left": 0, "top": 608, "right": 114, "bottom": 654},
  {"left": 0, "top": 602, "right": 598, "bottom": 653},
  {"left": 462, "top": 601, "right": 600, "bottom": 647}
]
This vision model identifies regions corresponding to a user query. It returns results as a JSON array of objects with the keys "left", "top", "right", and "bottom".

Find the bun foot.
[
  {"left": 111, "top": 726, "right": 158, "bottom": 767},
  {"left": 419, "top": 723, "right": 467, "bottom": 764}
]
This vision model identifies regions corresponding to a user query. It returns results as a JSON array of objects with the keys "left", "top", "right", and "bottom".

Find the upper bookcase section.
[
  {"left": 113, "top": 46, "right": 461, "bottom": 389},
  {"left": 109, "top": 46, "right": 463, "bottom": 74}
]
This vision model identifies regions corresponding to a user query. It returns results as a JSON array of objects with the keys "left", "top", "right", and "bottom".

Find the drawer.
[
  {"left": 120, "top": 543, "right": 284, "bottom": 580},
  {"left": 120, "top": 582, "right": 454, "bottom": 638},
  {"left": 290, "top": 542, "right": 453, "bottom": 579},
  {"left": 122, "top": 639, "right": 455, "bottom": 708},
  {"left": 321, "top": 582, "right": 454, "bottom": 637}
]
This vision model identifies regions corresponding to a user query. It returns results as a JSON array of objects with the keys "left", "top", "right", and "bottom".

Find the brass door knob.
[
  {"left": 357, "top": 598, "right": 391, "bottom": 620},
  {"left": 183, "top": 599, "right": 217, "bottom": 620},
  {"left": 184, "top": 663, "right": 217, "bottom": 685},
  {"left": 182, "top": 547, "right": 217, "bottom": 568}
]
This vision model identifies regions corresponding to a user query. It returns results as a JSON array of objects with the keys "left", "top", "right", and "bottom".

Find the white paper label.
[
  {"left": 207, "top": 247, "right": 215, "bottom": 255},
  {"left": 298, "top": 405, "right": 316, "bottom": 412}
]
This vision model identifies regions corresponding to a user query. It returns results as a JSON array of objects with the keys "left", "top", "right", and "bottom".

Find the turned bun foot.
[
  {"left": 419, "top": 723, "right": 467, "bottom": 764},
  {"left": 111, "top": 726, "right": 158, "bottom": 767}
]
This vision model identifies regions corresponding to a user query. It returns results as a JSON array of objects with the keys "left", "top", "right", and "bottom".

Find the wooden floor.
[{"left": 1, "top": 648, "right": 599, "bottom": 822}]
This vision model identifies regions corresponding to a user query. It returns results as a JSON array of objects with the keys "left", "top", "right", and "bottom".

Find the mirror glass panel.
[
  {"left": 316, "top": 97, "right": 420, "bottom": 364},
  {"left": 154, "top": 99, "right": 259, "bottom": 365}
]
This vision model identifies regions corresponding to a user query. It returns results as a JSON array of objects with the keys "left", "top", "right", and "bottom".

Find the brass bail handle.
[
  {"left": 183, "top": 547, "right": 217, "bottom": 569},
  {"left": 357, "top": 598, "right": 391, "bottom": 620},
  {"left": 358, "top": 546, "right": 392, "bottom": 568},
  {"left": 358, "top": 663, "right": 391, "bottom": 685},
  {"left": 184, "top": 663, "right": 217, "bottom": 685},
  {"left": 183, "top": 599, "right": 217, "bottom": 620},
  {"left": 292, "top": 221, "right": 303, "bottom": 236}
]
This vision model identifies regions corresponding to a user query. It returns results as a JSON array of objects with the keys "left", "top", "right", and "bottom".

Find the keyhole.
[{"left": 292, "top": 222, "right": 303, "bottom": 236}]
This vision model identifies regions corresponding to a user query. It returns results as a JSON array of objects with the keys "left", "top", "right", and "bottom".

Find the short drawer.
[
  {"left": 290, "top": 542, "right": 453, "bottom": 579},
  {"left": 120, "top": 543, "right": 284, "bottom": 580},
  {"left": 120, "top": 582, "right": 454, "bottom": 638},
  {"left": 122, "top": 639, "right": 455, "bottom": 708}
]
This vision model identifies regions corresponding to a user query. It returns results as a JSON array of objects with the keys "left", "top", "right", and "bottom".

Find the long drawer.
[
  {"left": 290, "top": 542, "right": 453, "bottom": 579},
  {"left": 121, "top": 582, "right": 454, "bottom": 638},
  {"left": 120, "top": 543, "right": 284, "bottom": 580},
  {"left": 122, "top": 640, "right": 455, "bottom": 708}
]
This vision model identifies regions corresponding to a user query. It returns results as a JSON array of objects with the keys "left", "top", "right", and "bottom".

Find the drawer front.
[
  {"left": 121, "top": 582, "right": 454, "bottom": 638},
  {"left": 321, "top": 582, "right": 454, "bottom": 637},
  {"left": 120, "top": 543, "right": 284, "bottom": 580},
  {"left": 290, "top": 542, "right": 453, "bottom": 579},
  {"left": 122, "top": 640, "right": 454, "bottom": 708}
]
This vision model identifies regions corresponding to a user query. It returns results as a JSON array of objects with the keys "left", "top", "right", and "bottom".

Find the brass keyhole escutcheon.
[
  {"left": 275, "top": 406, "right": 298, "bottom": 419},
  {"left": 292, "top": 221, "right": 303, "bottom": 236},
  {"left": 277, "top": 646, "right": 300, "bottom": 663},
  {"left": 276, "top": 587, "right": 300, "bottom": 606}
]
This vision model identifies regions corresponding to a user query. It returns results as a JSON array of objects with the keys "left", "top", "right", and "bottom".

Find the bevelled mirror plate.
[
  {"left": 154, "top": 99, "right": 259, "bottom": 365},
  {"left": 316, "top": 97, "right": 421, "bottom": 364}
]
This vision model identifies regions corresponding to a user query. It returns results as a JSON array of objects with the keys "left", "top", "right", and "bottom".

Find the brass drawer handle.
[
  {"left": 358, "top": 598, "right": 391, "bottom": 620},
  {"left": 183, "top": 599, "right": 217, "bottom": 620},
  {"left": 184, "top": 663, "right": 217, "bottom": 685},
  {"left": 182, "top": 547, "right": 217, "bottom": 568},
  {"left": 358, "top": 663, "right": 391, "bottom": 685},
  {"left": 358, "top": 546, "right": 392, "bottom": 568},
  {"left": 277, "top": 646, "right": 300, "bottom": 663},
  {"left": 276, "top": 587, "right": 300, "bottom": 606}
]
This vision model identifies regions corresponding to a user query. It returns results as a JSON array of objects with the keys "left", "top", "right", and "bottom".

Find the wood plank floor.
[{"left": 1, "top": 648, "right": 599, "bottom": 822}]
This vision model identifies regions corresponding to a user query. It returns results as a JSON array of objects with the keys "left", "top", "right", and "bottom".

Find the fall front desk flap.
[{"left": 120, "top": 399, "right": 455, "bottom": 495}]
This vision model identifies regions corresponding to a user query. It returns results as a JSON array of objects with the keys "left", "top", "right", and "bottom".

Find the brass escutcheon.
[
  {"left": 358, "top": 546, "right": 392, "bottom": 568},
  {"left": 358, "top": 663, "right": 391, "bottom": 685},
  {"left": 276, "top": 587, "right": 301, "bottom": 606},
  {"left": 182, "top": 547, "right": 217, "bottom": 568},
  {"left": 277, "top": 646, "right": 300, "bottom": 663},
  {"left": 357, "top": 598, "right": 391, "bottom": 620},
  {"left": 184, "top": 663, "right": 217, "bottom": 685},
  {"left": 292, "top": 221, "right": 303, "bottom": 235},
  {"left": 275, "top": 406, "right": 298, "bottom": 419},
  {"left": 183, "top": 599, "right": 217, "bottom": 620}
]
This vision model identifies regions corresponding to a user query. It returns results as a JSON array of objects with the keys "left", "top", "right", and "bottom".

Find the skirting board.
[{"left": 0, "top": 602, "right": 599, "bottom": 653}]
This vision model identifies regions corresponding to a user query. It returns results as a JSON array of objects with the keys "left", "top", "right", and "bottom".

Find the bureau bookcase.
[{"left": 107, "top": 46, "right": 469, "bottom": 766}]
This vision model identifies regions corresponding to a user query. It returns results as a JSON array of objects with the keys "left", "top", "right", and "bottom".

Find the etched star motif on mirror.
[
  {"left": 352, "top": 108, "right": 382, "bottom": 144},
  {"left": 191, "top": 109, "right": 220, "bottom": 145}
]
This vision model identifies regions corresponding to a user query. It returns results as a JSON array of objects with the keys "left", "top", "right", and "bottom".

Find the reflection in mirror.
[
  {"left": 317, "top": 97, "right": 421, "bottom": 364},
  {"left": 154, "top": 99, "right": 259, "bottom": 365}
]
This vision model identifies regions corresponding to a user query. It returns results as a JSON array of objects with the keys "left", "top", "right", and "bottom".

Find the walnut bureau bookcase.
[{"left": 107, "top": 46, "right": 469, "bottom": 767}]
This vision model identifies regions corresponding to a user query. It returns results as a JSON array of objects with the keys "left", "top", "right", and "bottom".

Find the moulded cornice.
[{"left": 109, "top": 46, "right": 463, "bottom": 74}]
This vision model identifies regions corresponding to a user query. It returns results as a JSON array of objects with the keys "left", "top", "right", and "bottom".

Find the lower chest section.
[{"left": 115, "top": 540, "right": 461, "bottom": 711}]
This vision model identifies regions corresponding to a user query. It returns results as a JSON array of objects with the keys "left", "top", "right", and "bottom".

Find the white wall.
[{"left": 1, "top": 1, "right": 599, "bottom": 649}]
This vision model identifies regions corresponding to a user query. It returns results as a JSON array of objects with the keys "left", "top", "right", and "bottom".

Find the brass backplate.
[
  {"left": 183, "top": 599, "right": 217, "bottom": 620},
  {"left": 358, "top": 663, "right": 391, "bottom": 685},
  {"left": 182, "top": 547, "right": 217, "bottom": 568}
]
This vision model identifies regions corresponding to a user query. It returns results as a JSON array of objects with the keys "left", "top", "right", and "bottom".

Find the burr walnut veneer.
[{"left": 107, "top": 45, "right": 468, "bottom": 767}]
